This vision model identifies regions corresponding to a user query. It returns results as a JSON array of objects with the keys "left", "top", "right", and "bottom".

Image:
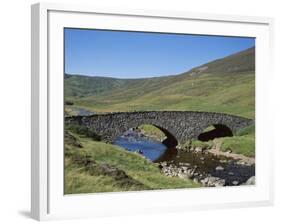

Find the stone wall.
[{"left": 65, "top": 111, "right": 254, "bottom": 145}]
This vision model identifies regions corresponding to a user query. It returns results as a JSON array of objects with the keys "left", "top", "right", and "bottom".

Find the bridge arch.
[
  {"left": 147, "top": 124, "right": 178, "bottom": 147},
  {"left": 197, "top": 124, "right": 233, "bottom": 141},
  {"left": 113, "top": 123, "right": 178, "bottom": 148}
]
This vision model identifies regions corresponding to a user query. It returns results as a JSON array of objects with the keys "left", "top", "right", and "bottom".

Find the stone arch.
[
  {"left": 153, "top": 125, "right": 178, "bottom": 148},
  {"left": 197, "top": 124, "right": 233, "bottom": 141},
  {"left": 114, "top": 123, "right": 178, "bottom": 148}
]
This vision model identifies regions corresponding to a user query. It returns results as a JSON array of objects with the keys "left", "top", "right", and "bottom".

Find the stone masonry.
[{"left": 65, "top": 111, "right": 254, "bottom": 145}]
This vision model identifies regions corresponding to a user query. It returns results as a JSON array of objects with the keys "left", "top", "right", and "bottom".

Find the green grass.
[
  {"left": 220, "top": 136, "right": 255, "bottom": 157},
  {"left": 138, "top": 124, "right": 166, "bottom": 141},
  {"left": 65, "top": 72, "right": 255, "bottom": 119},
  {"left": 185, "top": 124, "right": 255, "bottom": 157},
  {"left": 236, "top": 124, "right": 255, "bottom": 136},
  {"left": 65, "top": 47, "right": 255, "bottom": 119},
  {"left": 65, "top": 123, "right": 101, "bottom": 141},
  {"left": 65, "top": 131, "right": 199, "bottom": 194},
  {"left": 190, "top": 47, "right": 255, "bottom": 75},
  {"left": 220, "top": 124, "right": 255, "bottom": 157}
]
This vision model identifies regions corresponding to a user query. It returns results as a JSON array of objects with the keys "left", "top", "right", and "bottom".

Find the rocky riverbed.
[{"left": 158, "top": 152, "right": 255, "bottom": 187}]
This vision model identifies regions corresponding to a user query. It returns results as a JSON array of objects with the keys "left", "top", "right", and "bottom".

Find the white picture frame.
[{"left": 31, "top": 2, "right": 274, "bottom": 221}]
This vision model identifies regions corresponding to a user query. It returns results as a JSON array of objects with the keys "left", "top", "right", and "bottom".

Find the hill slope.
[
  {"left": 65, "top": 47, "right": 255, "bottom": 118},
  {"left": 188, "top": 47, "right": 255, "bottom": 75},
  {"left": 65, "top": 131, "right": 198, "bottom": 194}
]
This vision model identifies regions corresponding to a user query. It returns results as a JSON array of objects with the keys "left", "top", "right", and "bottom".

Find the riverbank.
[
  {"left": 137, "top": 124, "right": 255, "bottom": 186},
  {"left": 208, "top": 145, "right": 255, "bottom": 165},
  {"left": 65, "top": 123, "right": 255, "bottom": 193},
  {"left": 65, "top": 130, "right": 199, "bottom": 194},
  {"left": 139, "top": 123, "right": 255, "bottom": 165},
  {"left": 178, "top": 139, "right": 255, "bottom": 166}
]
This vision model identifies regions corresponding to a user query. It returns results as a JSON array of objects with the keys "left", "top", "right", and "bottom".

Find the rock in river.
[
  {"left": 201, "top": 176, "right": 225, "bottom": 187},
  {"left": 232, "top": 180, "right": 239, "bottom": 185},
  {"left": 215, "top": 166, "right": 224, "bottom": 171},
  {"left": 194, "top": 147, "right": 203, "bottom": 153},
  {"left": 245, "top": 176, "right": 255, "bottom": 185}
]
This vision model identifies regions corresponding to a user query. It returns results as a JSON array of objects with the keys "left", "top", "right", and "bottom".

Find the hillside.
[
  {"left": 65, "top": 47, "right": 255, "bottom": 119},
  {"left": 188, "top": 47, "right": 255, "bottom": 75},
  {"left": 65, "top": 75, "right": 128, "bottom": 97},
  {"left": 65, "top": 130, "right": 198, "bottom": 194}
]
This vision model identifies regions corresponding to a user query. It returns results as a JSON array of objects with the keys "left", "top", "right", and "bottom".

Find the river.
[{"left": 114, "top": 130, "right": 255, "bottom": 186}]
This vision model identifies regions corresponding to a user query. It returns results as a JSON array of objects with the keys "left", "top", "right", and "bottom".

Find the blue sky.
[{"left": 64, "top": 28, "right": 255, "bottom": 78}]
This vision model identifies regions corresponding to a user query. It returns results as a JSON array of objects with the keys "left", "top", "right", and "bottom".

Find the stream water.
[
  {"left": 114, "top": 130, "right": 255, "bottom": 186},
  {"left": 114, "top": 136, "right": 168, "bottom": 162}
]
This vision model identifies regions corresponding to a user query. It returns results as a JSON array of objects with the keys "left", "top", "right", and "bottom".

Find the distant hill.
[
  {"left": 65, "top": 75, "right": 126, "bottom": 97},
  {"left": 188, "top": 47, "right": 255, "bottom": 76},
  {"left": 65, "top": 47, "right": 255, "bottom": 118}
]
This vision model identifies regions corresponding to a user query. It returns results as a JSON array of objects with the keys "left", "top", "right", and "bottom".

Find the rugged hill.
[{"left": 65, "top": 47, "right": 255, "bottom": 118}]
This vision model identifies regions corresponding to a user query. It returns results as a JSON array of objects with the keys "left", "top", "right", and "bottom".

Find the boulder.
[
  {"left": 245, "top": 176, "right": 255, "bottom": 185},
  {"left": 215, "top": 166, "right": 224, "bottom": 171},
  {"left": 201, "top": 176, "right": 225, "bottom": 187},
  {"left": 178, "top": 173, "right": 192, "bottom": 179},
  {"left": 193, "top": 178, "right": 199, "bottom": 184},
  {"left": 194, "top": 147, "right": 203, "bottom": 153},
  {"left": 232, "top": 181, "right": 239, "bottom": 185}
]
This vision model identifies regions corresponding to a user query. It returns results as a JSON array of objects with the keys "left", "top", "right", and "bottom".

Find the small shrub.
[
  {"left": 65, "top": 124, "right": 101, "bottom": 141},
  {"left": 65, "top": 100, "right": 74, "bottom": 105},
  {"left": 87, "top": 127, "right": 102, "bottom": 141}
]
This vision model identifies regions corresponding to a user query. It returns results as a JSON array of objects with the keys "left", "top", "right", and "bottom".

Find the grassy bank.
[
  {"left": 219, "top": 124, "right": 255, "bottom": 157},
  {"left": 184, "top": 124, "right": 255, "bottom": 157},
  {"left": 138, "top": 124, "right": 166, "bottom": 141},
  {"left": 65, "top": 130, "right": 199, "bottom": 194}
]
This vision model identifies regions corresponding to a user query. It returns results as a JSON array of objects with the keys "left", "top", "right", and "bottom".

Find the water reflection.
[{"left": 114, "top": 136, "right": 168, "bottom": 162}]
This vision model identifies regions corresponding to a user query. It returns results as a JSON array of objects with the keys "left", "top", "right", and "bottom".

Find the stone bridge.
[{"left": 65, "top": 111, "right": 254, "bottom": 147}]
